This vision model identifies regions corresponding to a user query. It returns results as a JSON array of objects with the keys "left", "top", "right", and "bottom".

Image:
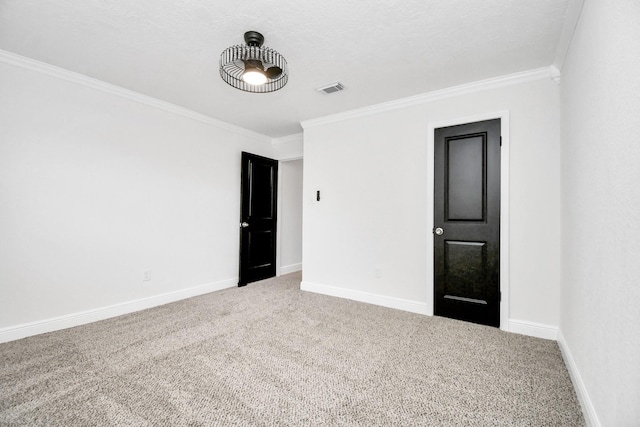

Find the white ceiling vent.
[{"left": 316, "top": 82, "right": 345, "bottom": 94}]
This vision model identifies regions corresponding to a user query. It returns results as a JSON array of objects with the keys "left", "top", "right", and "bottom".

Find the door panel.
[
  {"left": 444, "top": 241, "right": 487, "bottom": 302},
  {"left": 434, "top": 119, "right": 500, "bottom": 327},
  {"left": 239, "top": 152, "right": 278, "bottom": 286},
  {"left": 248, "top": 230, "right": 274, "bottom": 268},
  {"left": 447, "top": 136, "right": 485, "bottom": 221},
  {"left": 250, "top": 163, "right": 276, "bottom": 219}
]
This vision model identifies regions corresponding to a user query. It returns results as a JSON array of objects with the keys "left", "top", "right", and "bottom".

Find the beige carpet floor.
[{"left": 1, "top": 272, "right": 584, "bottom": 426}]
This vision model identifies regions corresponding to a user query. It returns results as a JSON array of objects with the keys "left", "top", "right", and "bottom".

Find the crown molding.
[
  {"left": 301, "top": 66, "right": 558, "bottom": 129},
  {"left": 271, "top": 132, "right": 303, "bottom": 161},
  {"left": 271, "top": 132, "right": 303, "bottom": 145},
  {"left": 553, "top": 0, "right": 586, "bottom": 72},
  {"left": 550, "top": 65, "right": 562, "bottom": 85},
  {"left": 0, "top": 49, "right": 271, "bottom": 143}
]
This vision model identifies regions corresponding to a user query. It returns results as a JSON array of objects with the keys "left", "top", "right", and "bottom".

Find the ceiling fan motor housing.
[{"left": 244, "top": 31, "right": 264, "bottom": 47}]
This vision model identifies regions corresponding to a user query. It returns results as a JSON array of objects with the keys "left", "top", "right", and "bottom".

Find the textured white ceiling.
[{"left": 0, "top": 0, "right": 569, "bottom": 137}]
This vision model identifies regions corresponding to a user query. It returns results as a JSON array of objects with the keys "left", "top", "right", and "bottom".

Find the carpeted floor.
[{"left": 1, "top": 272, "right": 584, "bottom": 426}]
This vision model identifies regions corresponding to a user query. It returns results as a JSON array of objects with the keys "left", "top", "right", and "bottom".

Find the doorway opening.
[{"left": 277, "top": 158, "right": 303, "bottom": 276}]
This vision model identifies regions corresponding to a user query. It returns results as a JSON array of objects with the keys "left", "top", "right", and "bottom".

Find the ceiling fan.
[{"left": 220, "top": 31, "right": 288, "bottom": 93}]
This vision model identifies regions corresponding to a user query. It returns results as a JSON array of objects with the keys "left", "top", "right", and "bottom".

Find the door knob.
[
  {"left": 434, "top": 227, "right": 444, "bottom": 236},
  {"left": 241, "top": 222, "right": 249, "bottom": 228}
]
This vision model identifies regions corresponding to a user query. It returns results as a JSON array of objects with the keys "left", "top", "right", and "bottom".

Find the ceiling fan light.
[
  {"left": 242, "top": 68, "right": 267, "bottom": 85},
  {"left": 220, "top": 31, "right": 288, "bottom": 93}
]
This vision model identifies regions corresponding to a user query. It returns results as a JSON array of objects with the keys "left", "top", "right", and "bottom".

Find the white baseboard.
[
  {"left": 507, "top": 319, "right": 559, "bottom": 340},
  {"left": 0, "top": 277, "right": 238, "bottom": 344},
  {"left": 557, "top": 330, "right": 601, "bottom": 427},
  {"left": 279, "top": 263, "right": 302, "bottom": 275},
  {"left": 299, "top": 282, "right": 566, "bottom": 340},
  {"left": 300, "top": 281, "right": 430, "bottom": 315}
]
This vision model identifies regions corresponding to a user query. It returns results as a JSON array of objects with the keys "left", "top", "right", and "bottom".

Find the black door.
[
  {"left": 434, "top": 119, "right": 500, "bottom": 327},
  {"left": 239, "top": 152, "right": 278, "bottom": 286}
]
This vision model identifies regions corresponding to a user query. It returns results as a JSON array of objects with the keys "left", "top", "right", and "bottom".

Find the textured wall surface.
[{"left": 560, "top": 1, "right": 640, "bottom": 425}]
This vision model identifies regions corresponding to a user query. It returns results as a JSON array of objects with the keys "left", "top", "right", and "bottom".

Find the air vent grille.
[{"left": 316, "top": 82, "right": 345, "bottom": 94}]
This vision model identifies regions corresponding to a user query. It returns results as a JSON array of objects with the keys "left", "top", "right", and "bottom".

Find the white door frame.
[{"left": 426, "top": 111, "right": 510, "bottom": 331}]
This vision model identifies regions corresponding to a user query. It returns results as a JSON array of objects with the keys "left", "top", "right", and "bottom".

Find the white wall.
[
  {"left": 560, "top": 1, "right": 640, "bottom": 425},
  {"left": 302, "top": 75, "right": 561, "bottom": 331},
  {"left": 278, "top": 159, "right": 303, "bottom": 274},
  {"left": 0, "top": 58, "right": 273, "bottom": 335}
]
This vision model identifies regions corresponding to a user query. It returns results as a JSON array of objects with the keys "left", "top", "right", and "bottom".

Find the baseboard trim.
[
  {"left": 300, "top": 281, "right": 430, "bottom": 315},
  {"left": 280, "top": 263, "right": 302, "bottom": 275},
  {"left": 507, "top": 319, "right": 558, "bottom": 340},
  {"left": 0, "top": 277, "right": 238, "bottom": 344},
  {"left": 299, "top": 282, "right": 564, "bottom": 338},
  {"left": 557, "top": 330, "right": 601, "bottom": 427}
]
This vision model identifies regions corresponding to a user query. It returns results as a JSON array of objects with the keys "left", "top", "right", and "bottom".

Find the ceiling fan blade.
[
  {"left": 242, "top": 59, "right": 264, "bottom": 70},
  {"left": 265, "top": 66, "right": 283, "bottom": 79}
]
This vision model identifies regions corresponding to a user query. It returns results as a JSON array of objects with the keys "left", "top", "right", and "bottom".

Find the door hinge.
[
  {"left": 499, "top": 291, "right": 502, "bottom": 302},
  {"left": 500, "top": 136, "right": 502, "bottom": 147}
]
